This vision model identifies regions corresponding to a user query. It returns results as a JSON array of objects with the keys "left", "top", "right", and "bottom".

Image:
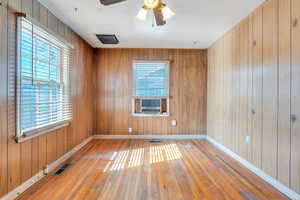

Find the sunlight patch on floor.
[
  {"left": 103, "top": 144, "right": 183, "bottom": 172},
  {"left": 110, "top": 150, "right": 130, "bottom": 171},
  {"left": 150, "top": 145, "right": 164, "bottom": 164},
  {"left": 128, "top": 148, "right": 144, "bottom": 168}
]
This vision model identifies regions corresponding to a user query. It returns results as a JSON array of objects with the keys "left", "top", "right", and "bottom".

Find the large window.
[
  {"left": 17, "top": 17, "right": 72, "bottom": 138},
  {"left": 133, "top": 61, "right": 169, "bottom": 116}
]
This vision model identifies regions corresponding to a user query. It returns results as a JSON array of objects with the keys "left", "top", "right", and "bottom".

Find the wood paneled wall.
[
  {"left": 0, "top": 0, "right": 94, "bottom": 198},
  {"left": 94, "top": 48, "right": 207, "bottom": 135},
  {"left": 207, "top": 0, "right": 300, "bottom": 193}
]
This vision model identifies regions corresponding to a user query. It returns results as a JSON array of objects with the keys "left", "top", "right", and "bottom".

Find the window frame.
[
  {"left": 16, "top": 16, "right": 73, "bottom": 142},
  {"left": 132, "top": 60, "right": 170, "bottom": 117}
]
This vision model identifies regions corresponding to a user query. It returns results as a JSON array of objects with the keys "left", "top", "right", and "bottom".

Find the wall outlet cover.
[
  {"left": 43, "top": 166, "right": 49, "bottom": 175},
  {"left": 128, "top": 128, "right": 133, "bottom": 133},
  {"left": 171, "top": 120, "right": 177, "bottom": 126},
  {"left": 245, "top": 136, "right": 251, "bottom": 144}
]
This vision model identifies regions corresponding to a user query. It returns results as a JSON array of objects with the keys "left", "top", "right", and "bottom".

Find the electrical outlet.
[
  {"left": 128, "top": 128, "right": 133, "bottom": 133},
  {"left": 245, "top": 136, "right": 251, "bottom": 144},
  {"left": 43, "top": 166, "right": 49, "bottom": 175},
  {"left": 171, "top": 120, "right": 177, "bottom": 126}
]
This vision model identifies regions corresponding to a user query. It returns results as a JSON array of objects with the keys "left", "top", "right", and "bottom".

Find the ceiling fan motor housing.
[{"left": 144, "top": 0, "right": 160, "bottom": 9}]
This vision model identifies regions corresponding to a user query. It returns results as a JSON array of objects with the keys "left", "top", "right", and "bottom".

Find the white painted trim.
[
  {"left": 93, "top": 134, "right": 207, "bottom": 140},
  {"left": 0, "top": 171, "right": 45, "bottom": 200},
  {"left": 206, "top": 136, "right": 300, "bottom": 200},
  {"left": 16, "top": 122, "right": 70, "bottom": 143},
  {"left": 0, "top": 136, "right": 93, "bottom": 200}
]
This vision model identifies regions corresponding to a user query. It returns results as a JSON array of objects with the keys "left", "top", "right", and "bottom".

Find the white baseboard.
[
  {"left": 47, "top": 136, "right": 93, "bottom": 172},
  {"left": 0, "top": 172, "right": 45, "bottom": 200},
  {"left": 93, "top": 134, "right": 207, "bottom": 140},
  {"left": 206, "top": 136, "right": 300, "bottom": 200},
  {"left": 1, "top": 136, "right": 93, "bottom": 200}
]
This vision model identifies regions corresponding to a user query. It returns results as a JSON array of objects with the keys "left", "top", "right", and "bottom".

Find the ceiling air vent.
[
  {"left": 96, "top": 34, "right": 119, "bottom": 44},
  {"left": 99, "top": 0, "right": 126, "bottom": 6}
]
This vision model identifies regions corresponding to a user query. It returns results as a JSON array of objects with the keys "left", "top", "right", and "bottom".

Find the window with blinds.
[
  {"left": 17, "top": 17, "right": 72, "bottom": 137},
  {"left": 133, "top": 61, "right": 169, "bottom": 116},
  {"left": 133, "top": 61, "right": 169, "bottom": 97}
]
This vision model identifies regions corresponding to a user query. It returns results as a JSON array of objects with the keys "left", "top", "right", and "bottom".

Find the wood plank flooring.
[{"left": 17, "top": 140, "right": 289, "bottom": 200}]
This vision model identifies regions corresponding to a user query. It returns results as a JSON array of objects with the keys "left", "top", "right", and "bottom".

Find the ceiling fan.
[{"left": 99, "top": 0, "right": 175, "bottom": 26}]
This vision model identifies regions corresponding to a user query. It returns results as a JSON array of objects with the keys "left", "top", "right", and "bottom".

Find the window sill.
[
  {"left": 133, "top": 113, "right": 170, "bottom": 117},
  {"left": 15, "top": 122, "right": 70, "bottom": 143}
]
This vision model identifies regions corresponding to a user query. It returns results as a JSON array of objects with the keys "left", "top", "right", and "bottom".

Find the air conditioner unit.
[{"left": 133, "top": 98, "right": 168, "bottom": 116}]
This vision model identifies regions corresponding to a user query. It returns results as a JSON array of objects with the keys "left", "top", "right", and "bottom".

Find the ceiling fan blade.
[
  {"left": 153, "top": 8, "right": 166, "bottom": 26},
  {"left": 99, "top": 0, "right": 126, "bottom": 6}
]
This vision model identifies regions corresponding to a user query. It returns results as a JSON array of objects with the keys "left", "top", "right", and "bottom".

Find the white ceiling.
[{"left": 38, "top": 0, "right": 265, "bottom": 49}]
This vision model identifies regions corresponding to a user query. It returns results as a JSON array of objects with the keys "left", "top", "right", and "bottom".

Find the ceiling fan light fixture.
[
  {"left": 161, "top": 5, "right": 175, "bottom": 20},
  {"left": 144, "top": 0, "right": 160, "bottom": 9},
  {"left": 137, "top": 6, "right": 148, "bottom": 21}
]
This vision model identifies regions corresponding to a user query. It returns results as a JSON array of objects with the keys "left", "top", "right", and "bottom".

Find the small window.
[
  {"left": 16, "top": 17, "right": 72, "bottom": 138},
  {"left": 133, "top": 61, "right": 169, "bottom": 116}
]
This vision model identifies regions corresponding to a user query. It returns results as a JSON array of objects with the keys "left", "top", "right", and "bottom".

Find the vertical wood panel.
[
  {"left": 58, "top": 20, "right": 65, "bottom": 37},
  {"left": 39, "top": 4, "right": 48, "bottom": 26},
  {"left": 47, "top": 12, "right": 58, "bottom": 34},
  {"left": 21, "top": 0, "right": 32, "bottom": 17},
  {"left": 32, "top": 0, "right": 39, "bottom": 19},
  {"left": 250, "top": 7, "right": 263, "bottom": 169},
  {"left": 0, "top": 0, "right": 8, "bottom": 196},
  {"left": 31, "top": 138, "right": 39, "bottom": 175},
  {"left": 247, "top": 15, "right": 254, "bottom": 161},
  {"left": 291, "top": 0, "right": 300, "bottom": 193},
  {"left": 46, "top": 131, "right": 57, "bottom": 164},
  {"left": 207, "top": 47, "right": 213, "bottom": 138},
  {"left": 56, "top": 128, "right": 65, "bottom": 158},
  {"left": 232, "top": 26, "right": 240, "bottom": 153},
  {"left": 278, "top": 0, "right": 291, "bottom": 187},
  {"left": 20, "top": 141, "right": 32, "bottom": 182},
  {"left": 239, "top": 18, "right": 250, "bottom": 159},
  {"left": 169, "top": 49, "right": 181, "bottom": 135},
  {"left": 7, "top": 0, "right": 21, "bottom": 192},
  {"left": 215, "top": 40, "right": 224, "bottom": 142},
  {"left": 262, "top": 0, "right": 279, "bottom": 178},
  {"left": 223, "top": 31, "right": 233, "bottom": 150},
  {"left": 38, "top": 135, "right": 47, "bottom": 171}
]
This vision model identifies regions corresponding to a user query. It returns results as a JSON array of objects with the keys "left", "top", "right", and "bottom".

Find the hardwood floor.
[{"left": 18, "top": 139, "right": 288, "bottom": 200}]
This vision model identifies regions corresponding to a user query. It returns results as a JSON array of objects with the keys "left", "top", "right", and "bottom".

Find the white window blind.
[
  {"left": 17, "top": 17, "right": 72, "bottom": 137},
  {"left": 133, "top": 61, "right": 169, "bottom": 97}
]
